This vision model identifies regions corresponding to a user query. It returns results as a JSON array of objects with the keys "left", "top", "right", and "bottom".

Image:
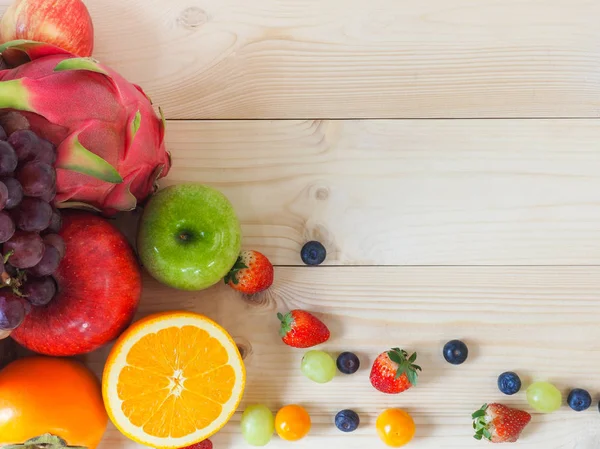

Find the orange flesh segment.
[{"left": 117, "top": 325, "right": 235, "bottom": 437}]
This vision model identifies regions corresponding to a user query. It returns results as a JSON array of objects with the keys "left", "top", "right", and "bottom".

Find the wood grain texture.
[
  {"left": 89, "top": 267, "right": 600, "bottom": 448},
  {"left": 0, "top": 2, "right": 596, "bottom": 449},
  {"left": 160, "top": 119, "right": 600, "bottom": 265},
  {"left": 0, "top": 0, "right": 598, "bottom": 118}
]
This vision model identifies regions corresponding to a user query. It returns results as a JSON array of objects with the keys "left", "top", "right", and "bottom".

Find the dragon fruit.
[{"left": 0, "top": 40, "right": 171, "bottom": 214}]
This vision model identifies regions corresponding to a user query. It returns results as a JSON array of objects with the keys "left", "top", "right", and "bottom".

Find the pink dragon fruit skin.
[{"left": 0, "top": 40, "right": 171, "bottom": 215}]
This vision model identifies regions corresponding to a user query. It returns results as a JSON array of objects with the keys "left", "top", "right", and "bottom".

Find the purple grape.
[
  {"left": 16, "top": 160, "right": 55, "bottom": 198},
  {"left": 22, "top": 276, "right": 56, "bottom": 306},
  {"left": 14, "top": 197, "right": 52, "bottom": 232},
  {"left": 40, "top": 186, "right": 56, "bottom": 203},
  {"left": 0, "top": 211, "right": 15, "bottom": 243},
  {"left": 47, "top": 209, "right": 62, "bottom": 233},
  {"left": 0, "top": 181, "right": 8, "bottom": 210},
  {"left": 43, "top": 233, "right": 65, "bottom": 259},
  {"left": 1, "top": 177, "right": 23, "bottom": 209},
  {"left": 4, "top": 231, "right": 45, "bottom": 268},
  {"left": 7, "top": 130, "right": 39, "bottom": 162},
  {"left": 37, "top": 139, "right": 57, "bottom": 165},
  {"left": 21, "top": 297, "right": 32, "bottom": 315},
  {"left": 0, "top": 112, "right": 29, "bottom": 137},
  {"left": 0, "top": 141, "right": 17, "bottom": 176},
  {"left": 0, "top": 126, "right": 6, "bottom": 141},
  {"left": 28, "top": 243, "right": 60, "bottom": 277},
  {"left": 0, "top": 292, "right": 26, "bottom": 331}
]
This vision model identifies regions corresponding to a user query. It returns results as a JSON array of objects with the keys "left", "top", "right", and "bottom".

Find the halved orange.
[{"left": 102, "top": 311, "right": 245, "bottom": 448}]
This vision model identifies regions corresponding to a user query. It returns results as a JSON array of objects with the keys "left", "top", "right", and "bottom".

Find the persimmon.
[{"left": 0, "top": 357, "right": 107, "bottom": 448}]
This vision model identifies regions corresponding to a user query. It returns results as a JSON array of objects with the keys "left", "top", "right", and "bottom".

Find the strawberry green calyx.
[
  {"left": 0, "top": 79, "right": 33, "bottom": 111},
  {"left": 387, "top": 348, "right": 422, "bottom": 386},
  {"left": 2, "top": 433, "right": 87, "bottom": 449},
  {"left": 472, "top": 404, "right": 492, "bottom": 441},
  {"left": 278, "top": 312, "right": 294, "bottom": 337},
  {"left": 56, "top": 133, "right": 123, "bottom": 183},
  {"left": 223, "top": 257, "right": 247, "bottom": 285}
]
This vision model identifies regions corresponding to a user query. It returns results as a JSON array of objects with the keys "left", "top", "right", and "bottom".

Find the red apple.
[
  {"left": 11, "top": 212, "right": 142, "bottom": 356},
  {"left": 0, "top": 0, "right": 94, "bottom": 56}
]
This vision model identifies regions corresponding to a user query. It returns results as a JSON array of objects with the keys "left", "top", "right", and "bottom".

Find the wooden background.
[{"left": 4, "top": 0, "right": 600, "bottom": 447}]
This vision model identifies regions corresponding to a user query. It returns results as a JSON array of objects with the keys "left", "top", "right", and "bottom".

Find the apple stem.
[{"left": 1, "top": 433, "right": 87, "bottom": 449}]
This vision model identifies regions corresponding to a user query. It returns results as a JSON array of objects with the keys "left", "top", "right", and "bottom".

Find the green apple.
[{"left": 137, "top": 184, "right": 241, "bottom": 290}]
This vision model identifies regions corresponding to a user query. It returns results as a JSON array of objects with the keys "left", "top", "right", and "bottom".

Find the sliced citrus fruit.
[{"left": 102, "top": 311, "right": 245, "bottom": 448}]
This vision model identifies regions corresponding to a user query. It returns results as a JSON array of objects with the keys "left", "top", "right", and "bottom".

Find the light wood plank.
[
  {"left": 1, "top": 0, "right": 598, "bottom": 118},
  {"left": 90, "top": 267, "right": 600, "bottom": 448},
  {"left": 159, "top": 119, "right": 600, "bottom": 265}
]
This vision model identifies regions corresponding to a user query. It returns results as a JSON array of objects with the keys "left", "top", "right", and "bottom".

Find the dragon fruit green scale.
[{"left": 0, "top": 40, "right": 171, "bottom": 214}]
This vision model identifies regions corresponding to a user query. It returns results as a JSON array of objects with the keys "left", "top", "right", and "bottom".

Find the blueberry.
[
  {"left": 497, "top": 371, "right": 522, "bottom": 395},
  {"left": 335, "top": 409, "right": 360, "bottom": 432},
  {"left": 336, "top": 352, "right": 360, "bottom": 375},
  {"left": 443, "top": 339, "right": 468, "bottom": 365},
  {"left": 301, "top": 241, "right": 326, "bottom": 266},
  {"left": 568, "top": 388, "right": 592, "bottom": 412}
]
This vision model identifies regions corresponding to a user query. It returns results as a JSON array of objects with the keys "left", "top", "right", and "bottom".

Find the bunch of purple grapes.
[{"left": 0, "top": 124, "right": 64, "bottom": 334}]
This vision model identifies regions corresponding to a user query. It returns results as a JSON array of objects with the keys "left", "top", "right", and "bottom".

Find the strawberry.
[
  {"left": 224, "top": 250, "right": 274, "bottom": 294},
  {"left": 472, "top": 403, "right": 531, "bottom": 443},
  {"left": 369, "top": 348, "right": 421, "bottom": 394},
  {"left": 180, "top": 440, "right": 212, "bottom": 449},
  {"left": 278, "top": 310, "right": 330, "bottom": 348}
]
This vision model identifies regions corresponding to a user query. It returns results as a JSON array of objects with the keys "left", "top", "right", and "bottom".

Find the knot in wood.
[
  {"left": 235, "top": 337, "right": 253, "bottom": 361},
  {"left": 178, "top": 7, "right": 208, "bottom": 29}
]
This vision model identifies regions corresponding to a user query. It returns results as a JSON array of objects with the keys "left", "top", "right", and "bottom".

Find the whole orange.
[{"left": 0, "top": 356, "right": 107, "bottom": 448}]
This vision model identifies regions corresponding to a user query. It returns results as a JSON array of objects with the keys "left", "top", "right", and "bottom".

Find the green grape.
[
  {"left": 301, "top": 350, "right": 336, "bottom": 383},
  {"left": 526, "top": 381, "right": 562, "bottom": 413},
  {"left": 241, "top": 404, "right": 275, "bottom": 446}
]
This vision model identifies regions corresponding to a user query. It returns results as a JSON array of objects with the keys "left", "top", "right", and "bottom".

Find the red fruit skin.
[
  {"left": 370, "top": 352, "right": 413, "bottom": 394},
  {"left": 227, "top": 250, "right": 274, "bottom": 294},
  {"left": 281, "top": 310, "right": 330, "bottom": 348},
  {"left": 0, "top": 0, "right": 94, "bottom": 57},
  {"left": 487, "top": 404, "right": 531, "bottom": 443},
  {"left": 180, "top": 440, "right": 212, "bottom": 449},
  {"left": 0, "top": 44, "right": 171, "bottom": 215},
  {"left": 11, "top": 212, "right": 141, "bottom": 356}
]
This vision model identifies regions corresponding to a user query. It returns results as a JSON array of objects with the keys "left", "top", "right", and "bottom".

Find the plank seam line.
[
  {"left": 272, "top": 264, "right": 600, "bottom": 268},
  {"left": 165, "top": 117, "right": 600, "bottom": 122}
]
